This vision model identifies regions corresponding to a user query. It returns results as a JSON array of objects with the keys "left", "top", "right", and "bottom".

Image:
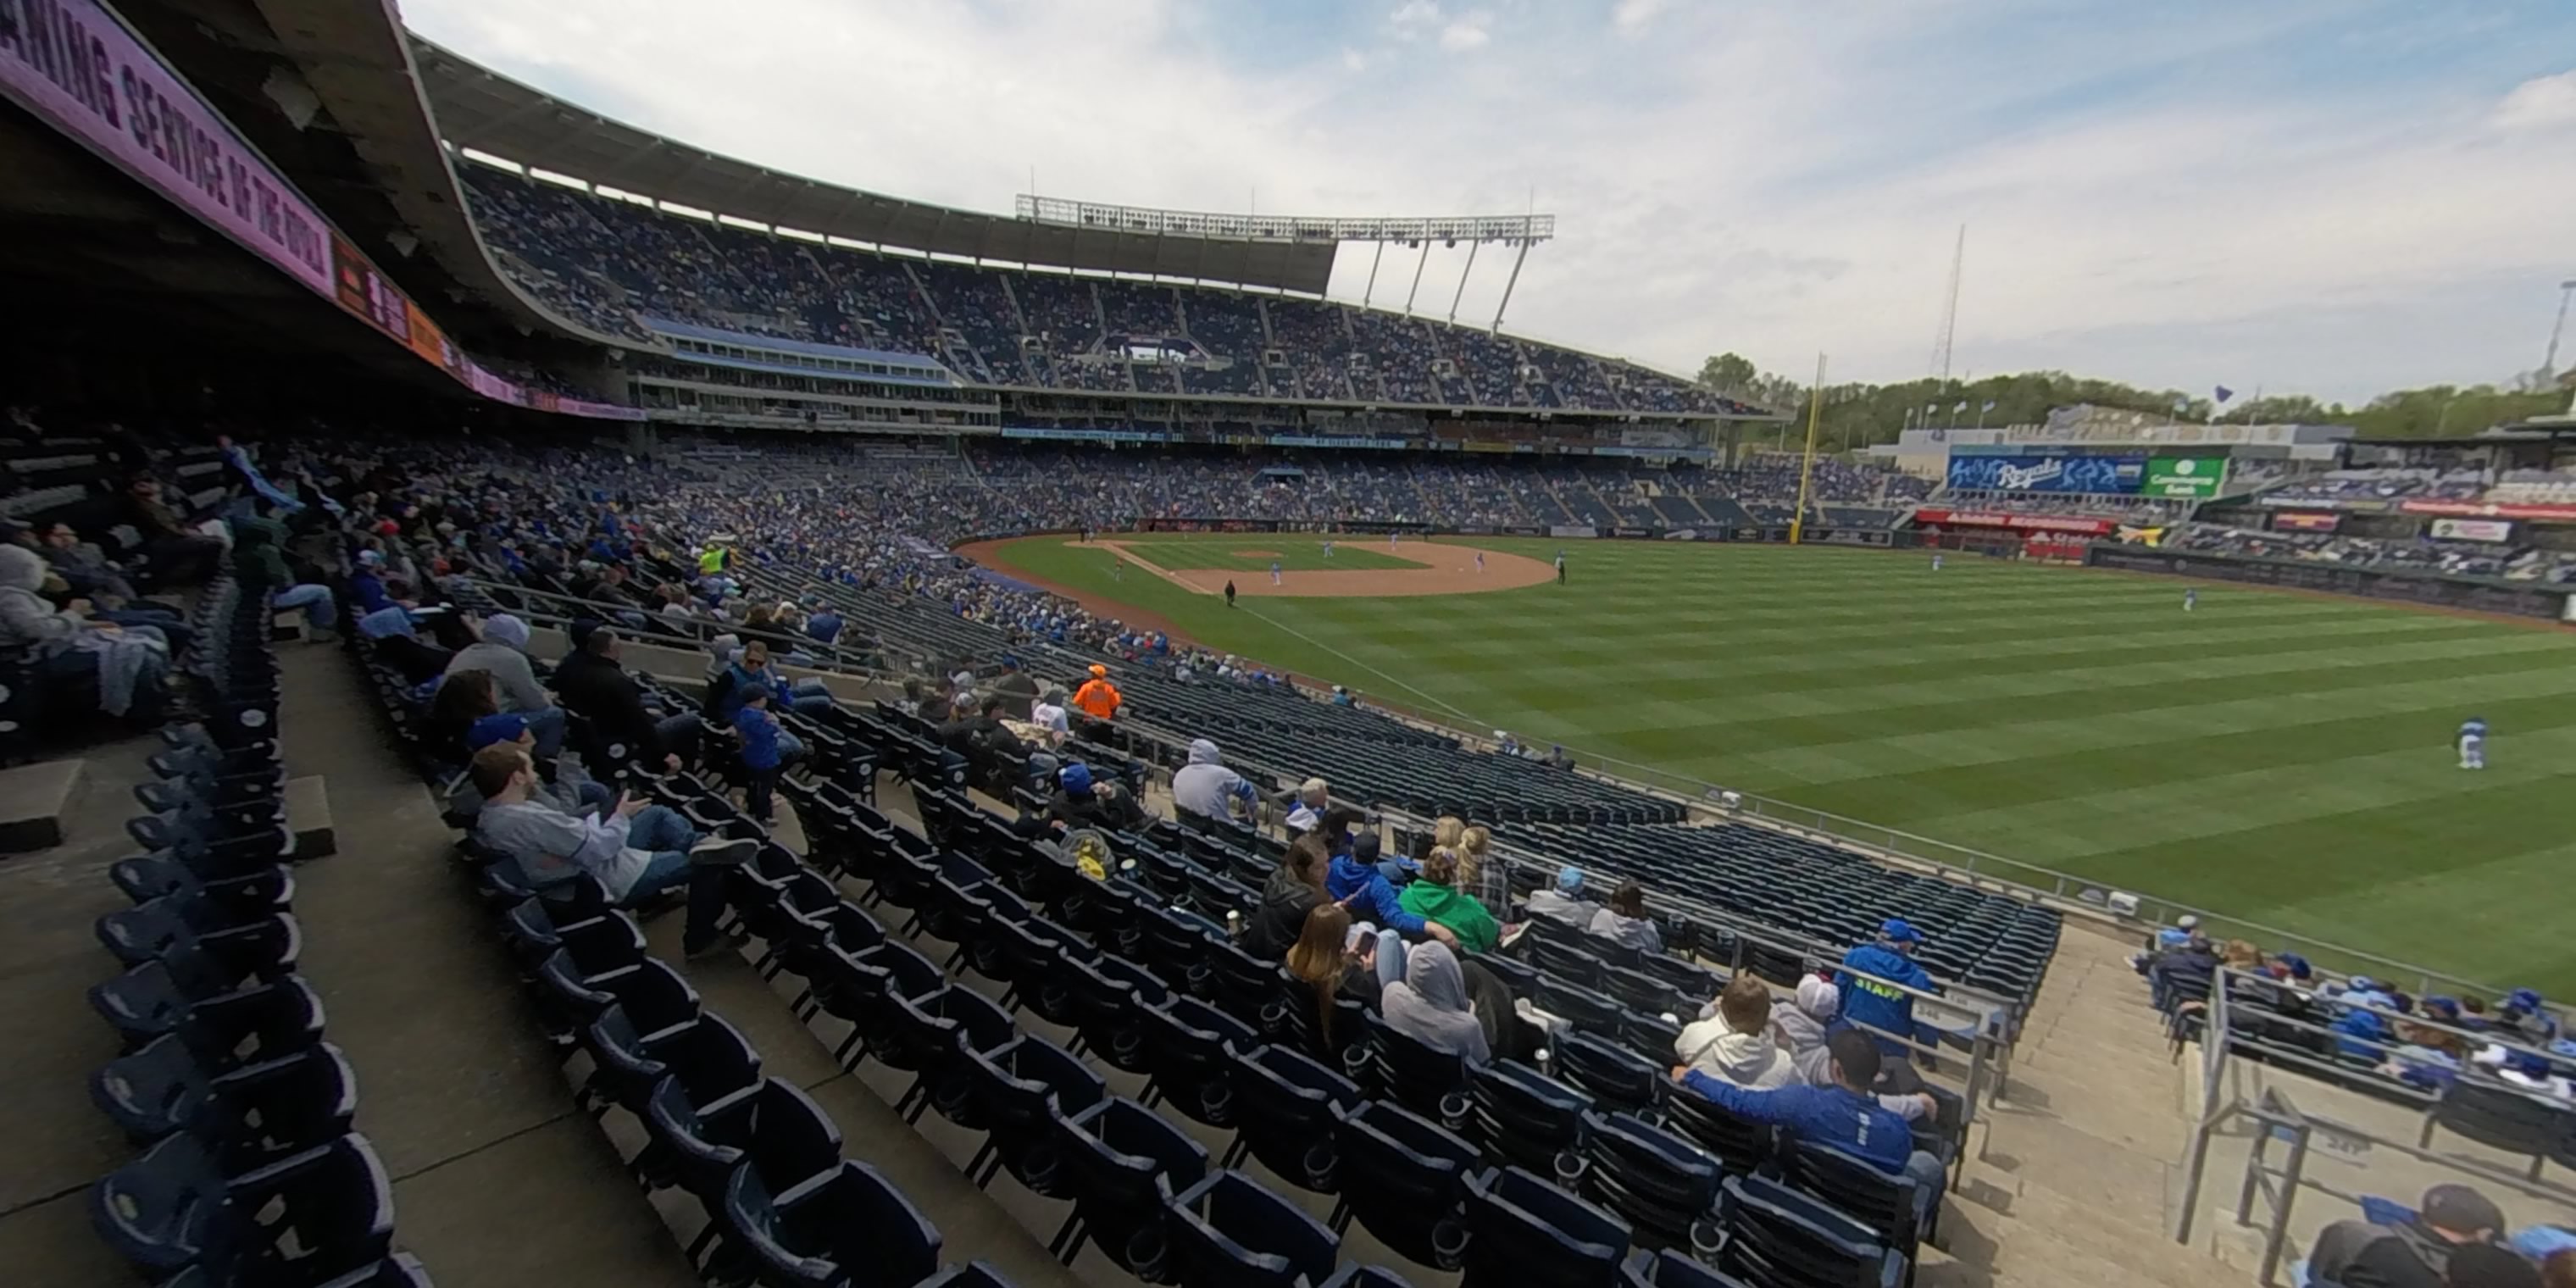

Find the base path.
[{"left": 1096, "top": 536, "right": 1554, "bottom": 598}]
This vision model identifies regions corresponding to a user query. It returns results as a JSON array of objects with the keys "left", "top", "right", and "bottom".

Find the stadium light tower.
[
  {"left": 2543, "top": 278, "right": 2576, "bottom": 381},
  {"left": 1013, "top": 194, "right": 1555, "bottom": 326}
]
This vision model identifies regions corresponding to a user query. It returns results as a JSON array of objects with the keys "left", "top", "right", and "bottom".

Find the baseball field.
[{"left": 974, "top": 532, "right": 2576, "bottom": 996}]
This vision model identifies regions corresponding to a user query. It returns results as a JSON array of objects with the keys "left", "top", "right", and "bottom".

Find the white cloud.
[
  {"left": 1438, "top": 11, "right": 1492, "bottom": 51},
  {"left": 2492, "top": 69, "right": 2576, "bottom": 130},
  {"left": 1388, "top": 0, "right": 1441, "bottom": 36},
  {"left": 1611, "top": 0, "right": 1671, "bottom": 37},
  {"left": 400, "top": 0, "right": 2576, "bottom": 404}
]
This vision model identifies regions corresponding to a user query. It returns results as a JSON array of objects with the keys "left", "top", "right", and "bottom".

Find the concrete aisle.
[{"left": 272, "top": 645, "right": 700, "bottom": 1288}]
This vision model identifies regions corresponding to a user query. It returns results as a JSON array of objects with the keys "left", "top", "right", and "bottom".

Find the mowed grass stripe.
[{"left": 984, "top": 533, "right": 2576, "bottom": 992}]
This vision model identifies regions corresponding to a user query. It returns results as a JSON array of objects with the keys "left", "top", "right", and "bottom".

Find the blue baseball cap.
[
  {"left": 2274, "top": 952, "right": 2312, "bottom": 980},
  {"left": 1557, "top": 865, "right": 1585, "bottom": 894},
  {"left": 466, "top": 713, "right": 529, "bottom": 751},
  {"left": 1058, "top": 763, "right": 1093, "bottom": 795},
  {"left": 2507, "top": 987, "right": 2544, "bottom": 1013},
  {"left": 1879, "top": 919, "right": 1925, "bottom": 944}
]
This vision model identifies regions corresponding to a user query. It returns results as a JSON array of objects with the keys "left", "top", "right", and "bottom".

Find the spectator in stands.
[
  {"left": 1027, "top": 686, "right": 1072, "bottom": 745},
  {"left": 1382, "top": 940, "right": 1489, "bottom": 1064},
  {"left": 1286, "top": 905, "right": 1398, "bottom": 1048},
  {"left": 2147, "top": 930, "right": 2219, "bottom": 1013},
  {"left": 1524, "top": 865, "right": 1600, "bottom": 927},
  {"left": 941, "top": 694, "right": 1029, "bottom": 786},
  {"left": 1246, "top": 832, "right": 1335, "bottom": 960},
  {"left": 422, "top": 669, "right": 500, "bottom": 763},
  {"left": 552, "top": 627, "right": 700, "bottom": 773},
  {"left": 1172, "top": 737, "right": 1258, "bottom": 821},
  {"left": 1672, "top": 1029, "right": 1945, "bottom": 1199},
  {"left": 1838, "top": 919, "right": 1939, "bottom": 1056},
  {"left": 1676, "top": 974, "right": 1796, "bottom": 1089},
  {"left": 2450, "top": 1246, "right": 2544, "bottom": 1288},
  {"left": 446, "top": 613, "right": 565, "bottom": 759},
  {"left": 706, "top": 640, "right": 836, "bottom": 720},
  {"left": 2156, "top": 913, "right": 2202, "bottom": 951},
  {"left": 733, "top": 686, "right": 785, "bottom": 823},
  {"left": 40, "top": 521, "right": 136, "bottom": 603},
  {"left": 1039, "top": 761, "right": 1144, "bottom": 834},
  {"left": 0, "top": 543, "right": 170, "bottom": 720},
  {"left": 2537, "top": 1246, "right": 2576, "bottom": 1288},
  {"left": 2498, "top": 988, "right": 2560, "bottom": 1047},
  {"left": 1773, "top": 975, "right": 1847, "bottom": 1085},
  {"left": 991, "top": 655, "right": 1037, "bottom": 720},
  {"left": 2311, "top": 1184, "right": 2507, "bottom": 1288},
  {"left": 231, "top": 509, "right": 337, "bottom": 642},
  {"left": 442, "top": 713, "right": 610, "bottom": 822},
  {"left": 467, "top": 742, "right": 756, "bottom": 958},
  {"left": 1399, "top": 846, "right": 1502, "bottom": 954},
  {"left": 1456, "top": 822, "right": 1512, "bottom": 911},
  {"left": 804, "top": 598, "right": 843, "bottom": 646},
  {"left": 124, "top": 473, "right": 222, "bottom": 585},
  {"left": 1285, "top": 777, "right": 1332, "bottom": 834},
  {"left": 1327, "top": 834, "right": 1457, "bottom": 949},
  {"left": 1590, "top": 880, "right": 1663, "bottom": 953}
]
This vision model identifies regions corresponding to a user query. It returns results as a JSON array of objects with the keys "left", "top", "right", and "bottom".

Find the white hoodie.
[{"left": 1674, "top": 1019, "right": 1797, "bottom": 1089}]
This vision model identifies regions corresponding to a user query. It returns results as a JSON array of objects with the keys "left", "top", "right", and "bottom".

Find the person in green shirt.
[{"left": 1398, "top": 846, "right": 1502, "bottom": 955}]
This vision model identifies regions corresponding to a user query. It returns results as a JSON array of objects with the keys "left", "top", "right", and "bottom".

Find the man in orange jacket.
[{"left": 1072, "top": 663, "right": 1123, "bottom": 736}]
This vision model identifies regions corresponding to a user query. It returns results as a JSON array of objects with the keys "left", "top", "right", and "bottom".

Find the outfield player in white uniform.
[
  {"left": 1930, "top": 553, "right": 1943, "bottom": 572},
  {"left": 2458, "top": 717, "right": 2487, "bottom": 770},
  {"left": 2185, "top": 587, "right": 2197, "bottom": 612},
  {"left": 1323, "top": 540, "right": 1335, "bottom": 559},
  {"left": 1269, "top": 560, "right": 1282, "bottom": 586}
]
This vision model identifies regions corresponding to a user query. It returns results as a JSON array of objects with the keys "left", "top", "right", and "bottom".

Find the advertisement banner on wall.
[
  {"left": 2401, "top": 500, "right": 2576, "bottom": 521},
  {"left": 2430, "top": 518, "right": 2514, "bottom": 542},
  {"left": 1912, "top": 508, "right": 2118, "bottom": 536},
  {"left": 2144, "top": 457, "right": 2229, "bottom": 498},
  {"left": 1944, "top": 454, "right": 2145, "bottom": 494},
  {"left": 2272, "top": 511, "right": 2342, "bottom": 532},
  {"left": 0, "top": 0, "right": 641, "bottom": 419},
  {"left": 1548, "top": 525, "right": 1599, "bottom": 539}
]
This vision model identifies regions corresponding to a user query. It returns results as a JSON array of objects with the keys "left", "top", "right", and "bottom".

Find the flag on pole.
[
  {"left": 1982, "top": 400, "right": 1996, "bottom": 412},
  {"left": 1952, "top": 400, "right": 1968, "bottom": 414},
  {"left": 2173, "top": 396, "right": 2189, "bottom": 413},
  {"left": 1924, "top": 402, "right": 1938, "bottom": 416},
  {"left": 2213, "top": 386, "right": 2235, "bottom": 403}
]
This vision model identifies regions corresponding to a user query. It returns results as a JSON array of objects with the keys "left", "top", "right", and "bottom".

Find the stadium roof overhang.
[{"left": 407, "top": 36, "right": 1341, "bottom": 297}]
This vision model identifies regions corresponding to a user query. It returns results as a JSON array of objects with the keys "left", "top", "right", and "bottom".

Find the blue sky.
[{"left": 406, "top": 0, "right": 2576, "bottom": 404}]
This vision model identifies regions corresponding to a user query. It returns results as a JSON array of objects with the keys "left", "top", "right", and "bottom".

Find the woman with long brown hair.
[
  {"left": 1285, "top": 902, "right": 1391, "bottom": 1051},
  {"left": 1244, "top": 831, "right": 1335, "bottom": 959}
]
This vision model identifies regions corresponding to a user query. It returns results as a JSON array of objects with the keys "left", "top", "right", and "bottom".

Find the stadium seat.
[
  {"left": 726, "top": 1159, "right": 944, "bottom": 1288},
  {"left": 1330, "top": 1100, "right": 1480, "bottom": 1270},
  {"left": 954, "top": 1033, "right": 1107, "bottom": 1192},
  {"left": 1461, "top": 1165, "right": 1633, "bottom": 1288},
  {"left": 1139, "top": 995, "right": 1255, "bottom": 1130},
  {"left": 1223, "top": 1042, "right": 1362, "bottom": 1192},
  {"left": 1052, "top": 1096, "right": 1208, "bottom": 1273},
  {"left": 648, "top": 1076, "right": 844, "bottom": 1270},
  {"left": 1469, "top": 1058, "right": 1595, "bottom": 1179},
  {"left": 90, "top": 1130, "right": 396, "bottom": 1284},
  {"left": 1582, "top": 1112, "right": 1724, "bottom": 1254},
  {"left": 1718, "top": 1174, "right": 1904, "bottom": 1288},
  {"left": 1165, "top": 1170, "right": 1343, "bottom": 1288}
]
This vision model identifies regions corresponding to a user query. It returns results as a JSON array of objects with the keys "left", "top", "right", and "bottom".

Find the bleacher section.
[{"left": 457, "top": 164, "right": 1759, "bottom": 419}]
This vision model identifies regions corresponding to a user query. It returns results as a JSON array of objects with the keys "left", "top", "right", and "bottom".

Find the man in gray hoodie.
[{"left": 1173, "top": 738, "right": 1257, "bottom": 820}]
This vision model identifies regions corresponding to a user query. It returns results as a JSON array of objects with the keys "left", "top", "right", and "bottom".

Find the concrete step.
[
  {"left": 0, "top": 756, "right": 85, "bottom": 852},
  {"left": 285, "top": 774, "right": 335, "bottom": 859}
]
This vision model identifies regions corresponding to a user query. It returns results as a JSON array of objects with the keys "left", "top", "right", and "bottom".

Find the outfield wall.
[{"left": 2084, "top": 545, "right": 2576, "bottom": 621}]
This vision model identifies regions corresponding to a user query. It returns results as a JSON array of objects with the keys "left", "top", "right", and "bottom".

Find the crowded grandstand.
[{"left": 3, "top": 4, "right": 2574, "bottom": 1288}]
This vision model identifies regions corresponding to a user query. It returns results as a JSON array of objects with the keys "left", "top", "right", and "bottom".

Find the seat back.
[
  {"left": 1553, "top": 1030, "right": 1664, "bottom": 1117},
  {"left": 1230, "top": 1044, "right": 1360, "bottom": 1193},
  {"left": 1777, "top": 1139, "right": 1923, "bottom": 1257},
  {"left": 1584, "top": 1112, "right": 1723, "bottom": 1252},
  {"left": 1166, "top": 1171, "right": 1342, "bottom": 1288},
  {"left": 1661, "top": 1085, "right": 1774, "bottom": 1176},
  {"left": 1335, "top": 1101, "right": 1480, "bottom": 1269},
  {"left": 1620, "top": 1247, "right": 1758, "bottom": 1288},
  {"left": 1370, "top": 1018, "right": 1470, "bottom": 1118},
  {"left": 1058, "top": 1097, "right": 1208, "bottom": 1273},
  {"left": 1463, "top": 1165, "right": 1633, "bottom": 1288},
  {"left": 1469, "top": 1059, "right": 1593, "bottom": 1176},
  {"left": 1718, "top": 1173, "right": 1900, "bottom": 1288}
]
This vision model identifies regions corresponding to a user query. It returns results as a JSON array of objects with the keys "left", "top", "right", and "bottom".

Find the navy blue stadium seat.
[
  {"left": 1330, "top": 1100, "right": 1480, "bottom": 1270},
  {"left": 1053, "top": 1096, "right": 1209, "bottom": 1273},
  {"left": 1165, "top": 1170, "right": 1343, "bottom": 1288},
  {"left": 1462, "top": 1165, "right": 1633, "bottom": 1288},
  {"left": 727, "top": 1159, "right": 944, "bottom": 1288}
]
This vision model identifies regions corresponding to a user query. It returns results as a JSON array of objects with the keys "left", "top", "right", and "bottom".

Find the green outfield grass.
[
  {"left": 1096, "top": 535, "right": 1420, "bottom": 572},
  {"left": 988, "top": 532, "right": 2576, "bottom": 996}
]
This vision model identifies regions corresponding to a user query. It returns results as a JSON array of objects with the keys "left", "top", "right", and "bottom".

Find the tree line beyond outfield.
[{"left": 1697, "top": 352, "right": 2574, "bottom": 451}]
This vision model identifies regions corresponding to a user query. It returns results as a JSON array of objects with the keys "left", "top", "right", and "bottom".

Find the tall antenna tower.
[{"left": 1928, "top": 225, "right": 1965, "bottom": 386}]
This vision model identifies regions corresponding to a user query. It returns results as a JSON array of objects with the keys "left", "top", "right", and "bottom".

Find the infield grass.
[{"left": 987, "top": 532, "right": 2576, "bottom": 995}]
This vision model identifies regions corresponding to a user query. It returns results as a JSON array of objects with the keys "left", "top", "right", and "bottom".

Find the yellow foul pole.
[{"left": 1788, "top": 353, "right": 1826, "bottom": 545}]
